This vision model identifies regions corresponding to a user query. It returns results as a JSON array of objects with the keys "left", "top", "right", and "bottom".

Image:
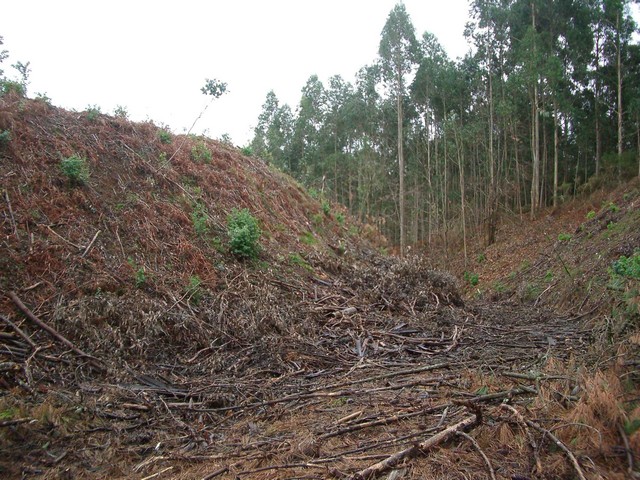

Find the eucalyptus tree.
[
  {"left": 379, "top": 3, "right": 420, "bottom": 256},
  {"left": 251, "top": 91, "right": 293, "bottom": 171}
]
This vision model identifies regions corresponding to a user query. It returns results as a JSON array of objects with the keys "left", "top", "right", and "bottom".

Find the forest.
[{"left": 250, "top": 0, "right": 640, "bottom": 257}]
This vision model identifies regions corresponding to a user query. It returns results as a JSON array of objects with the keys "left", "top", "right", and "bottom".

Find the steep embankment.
[{"left": 1, "top": 94, "right": 638, "bottom": 480}]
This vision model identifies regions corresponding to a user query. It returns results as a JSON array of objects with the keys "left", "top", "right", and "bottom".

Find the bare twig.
[
  {"left": 349, "top": 414, "right": 480, "bottom": 480},
  {"left": 456, "top": 431, "right": 496, "bottom": 480},
  {"left": 0, "top": 314, "right": 36, "bottom": 347},
  {"left": 81, "top": 229, "right": 101, "bottom": 257},
  {"left": 4, "top": 189, "right": 18, "bottom": 237},
  {"left": 8, "top": 291, "right": 105, "bottom": 370}
]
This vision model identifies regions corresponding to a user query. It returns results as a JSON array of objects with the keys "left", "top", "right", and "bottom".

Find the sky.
[{"left": 0, "top": 0, "right": 471, "bottom": 146}]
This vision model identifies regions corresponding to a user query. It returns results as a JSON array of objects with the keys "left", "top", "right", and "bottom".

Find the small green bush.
[
  {"left": 186, "top": 275, "right": 202, "bottom": 304},
  {"left": 611, "top": 250, "right": 640, "bottom": 280},
  {"left": 0, "top": 129, "right": 10, "bottom": 146},
  {"left": 60, "top": 155, "right": 89, "bottom": 185},
  {"left": 127, "top": 258, "right": 146, "bottom": 287},
  {"left": 289, "top": 252, "right": 313, "bottom": 271},
  {"left": 586, "top": 210, "right": 596, "bottom": 220},
  {"left": 557, "top": 233, "right": 572, "bottom": 242},
  {"left": 322, "top": 200, "right": 331, "bottom": 216},
  {"left": 464, "top": 271, "right": 479, "bottom": 286},
  {"left": 335, "top": 212, "right": 345, "bottom": 226},
  {"left": 227, "top": 208, "right": 261, "bottom": 259},
  {"left": 476, "top": 253, "right": 486, "bottom": 263},
  {"left": 300, "top": 231, "right": 316, "bottom": 245},
  {"left": 191, "top": 142, "right": 212, "bottom": 163},
  {"left": 114, "top": 105, "right": 128, "bottom": 118},
  {"left": 0, "top": 80, "right": 26, "bottom": 97},
  {"left": 158, "top": 130, "right": 172, "bottom": 144},
  {"left": 85, "top": 104, "right": 101, "bottom": 121},
  {"left": 191, "top": 202, "right": 209, "bottom": 236},
  {"left": 240, "top": 146, "right": 253, "bottom": 157}
]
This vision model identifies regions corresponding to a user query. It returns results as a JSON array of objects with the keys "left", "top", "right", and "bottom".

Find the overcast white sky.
[{"left": 1, "top": 1, "right": 473, "bottom": 145}]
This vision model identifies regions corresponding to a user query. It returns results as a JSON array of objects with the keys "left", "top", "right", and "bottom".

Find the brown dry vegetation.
[{"left": 1, "top": 95, "right": 638, "bottom": 479}]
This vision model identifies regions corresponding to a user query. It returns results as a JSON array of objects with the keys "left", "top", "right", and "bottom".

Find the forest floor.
[{"left": 1, "top": 96, "right": 639, "bottom": 479}]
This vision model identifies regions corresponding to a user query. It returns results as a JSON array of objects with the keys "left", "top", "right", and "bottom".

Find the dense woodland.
[{"left": 250, "top": 0, "right": 640, "bottom": 258}]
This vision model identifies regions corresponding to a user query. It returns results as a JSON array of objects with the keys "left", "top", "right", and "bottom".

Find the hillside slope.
[{"left": 1, "top": 95, "right": 639, "bottom": 479}]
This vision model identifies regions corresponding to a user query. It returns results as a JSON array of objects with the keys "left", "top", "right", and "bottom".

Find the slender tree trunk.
[
  {"left": 616, "top": 11, "right": 623, "bottom": 160},
  {"left": 595, "top": 31, "right": 602, "bottom": 176},
  {"left": 487, "top": 43, "right": 497, "bottom": 246},
  {"left": 553, "top": 100, "right": 559, "bottom": 208},
  {"left": 397, "top": 71, "right": 405, "bottom": 257},
  {"left": 530, "top": 2, "right": 540, "bottom": 218}
]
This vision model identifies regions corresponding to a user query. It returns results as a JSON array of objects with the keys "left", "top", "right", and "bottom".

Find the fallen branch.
[
  {"left": 0, "top": 417, "right": 34, "bottom": 427},
  {"left": 8, "top": 292, "right": 105, "bottom": 370},
  {"left": 4, "top": 189, "right": 18, "bottom": 237},
  {"left": 456, "top": 431, "right": 496, "bottom": 480},
  {"left": 349, "top": 413, "right": 480, "bottom": 480},
  {"left": 0, "top": 314, "right": 36, "bottom": 347},
  {"left": 81, "top": 229, "right": 101, "bottom": 258}
]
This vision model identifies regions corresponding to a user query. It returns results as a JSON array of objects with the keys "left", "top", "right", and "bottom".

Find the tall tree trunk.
[
  {"left": 553, "top": 100, "right": 559, "bottom": 208},
  {"left": 487, "top": 44, "right": 498, "bottom": 246},
  {"left": 595, "top": 30, "right": 602, "bottom": 176},
  {"left": 616, "top": 11, "right": 623, "bottom": 161},
  {"left": 530, "top": 2, "right": 540, "bottom": 218},
  {"left": 397, "top": 71, "right": 406, "bottom": 257}
]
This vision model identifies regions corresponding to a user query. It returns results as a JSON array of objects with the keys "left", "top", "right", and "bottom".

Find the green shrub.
[
  {"left": 476, "top": 253, "right": 486, "bottom": 263},
  {"left": 127, "top": 258, "right": 146, "bottom": 287},
  {"left": 240, "top": 146, "right": 253, "bottom": 157},
  {"left": 158, "top": 129, "right": 172, "bottom": 144},
  {"left": 322, "top": 200, "right": 331, "bottom": 216},
  {"left": 186, "top": 275, "right": 202, "bottom": 304},
  {"left": 191, "top": 142, "right": 212, "bottom": 163},
  {"left": 289, "top": 253, "right": 313, "bottom": 271},
  {"left": 335, "top": 212, "right": 345, "bottom": 226},
  {"left": 60, "top": 155, "right": 89, "bottom": 185},
  {"left": 557, "top": 233, "right": 572, "bottom": 242},
  {"left": 300, "top": 231, "right": 316, "bottom": 245},
  {"left": 227, "top": 208, "right": 261, "bottom": 259},
  {"left": 191, "top": 202, "right": 209, "bottom": 236},
  {"left": 85, "top": 104, "right": 101, "bottom": 121},
  {"left": 464, "top": 271, "right": 479, "bottom": 286},
  {"left": 586, "top": 210, "right": 596, "bottom": 220},
  {"left": 0, "top": 129, "right": 10, "bottom": 146},
  {"left": 114, "top": 105, "right": 128, "bottom": 118},
  {"left": 0, "top": 80, "right": 26, "bottom": 97},
  {"left": 611, "top": 250, "right": 640, "bottom": 280}
]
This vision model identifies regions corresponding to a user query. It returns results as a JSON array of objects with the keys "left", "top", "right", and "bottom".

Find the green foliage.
[
  {"left": 114, "top": 105, "right": 128, "bottom": 118},
  {"left": 493, "top": 281, "right": 506, "bottom": 293},
  {"left": 227, "top": 208, "right": 261, "bottom": 259},
  {"left": 240, "top": 145, "right": 253, "bottom": 157},
  {"left": 300, "top": 231, "right": 316, "bottom": 245},
  {"left": 127, "top": 258, "right": 146, "bottom": 288},
  {"left": 0, "top": 129, "right": 10, "bottom": 146},
  {"left": 335, "top": 212, "right": 345, "bottom": 226},
  {"left": 1, "top": 80, "right": 25, "bottom": 97},
  {"left": 289, "top": 253, "right": 313, "bottom": 271},
  {"left": 307, "top": 188, "right": 320, "bottom": 199},
  {"left": 557, "top": 233, "right": 572, "bottom": 242},
  {"left": 60, "top": 155, "right": 89, "bottom": 185},
  {"left": 186, "top": 275, "right": 202, "bottom": 305},
  {"left": 602, "top": 201, "right": 619, "bottom": 213},
  {"left": 158, "top": 129, "right": 172, "bottom": 144},
  {"left": 463, "top": 271, "right": 479, "bottom": 286},
  {"left": 34, "top": 92, "right": 51, "bottom": 105},
  {"left": 322, "top": 200, "right": 331, "bottom": 216},
  {"left": 586, "top": 210, "right": 596, "bottom": 220},
  {"left": 611, "top": 250, "right": 640, "bottom": 281},
  {"left": 191, "top": 141, "right": 212, "bottom": 163},
  {"left": 624, "top": 418, "right": 640, "bottom": 436},
  {"left": 191, "top": 202, "right": 209, "bottom": 236},
  {"left": 201, "top": 78, "right": 228, "bottom": 98},
  {"left": 544, "top": 270, "right": 554, "bottom": 282},
  {"left": 476, "top": 253, "right": 486, "bottom": 263},
  {"left": 85, "top": 104, "right": 101, "bottom": 121}
]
